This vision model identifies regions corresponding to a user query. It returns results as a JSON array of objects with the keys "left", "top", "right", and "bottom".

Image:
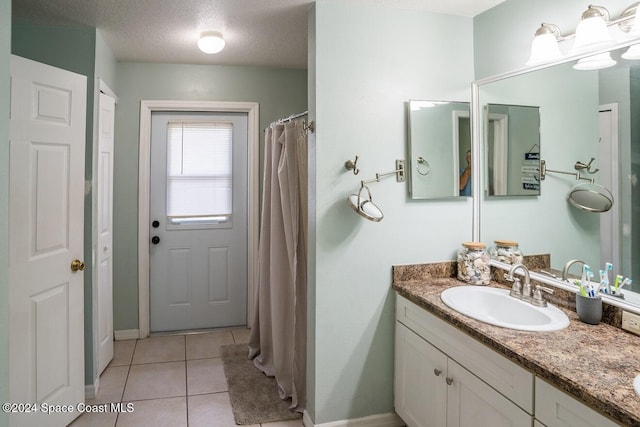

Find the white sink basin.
[
  {"left": 440, "top": 286, "right": 570, "bottom": 332},
  {"left": 634, "top": 374, "right": 640, "bottom": 398}
]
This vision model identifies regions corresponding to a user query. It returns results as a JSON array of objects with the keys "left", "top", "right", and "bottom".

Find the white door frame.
[
  {"left": 487, "top": 113, "right": 509, "bottom": 196},
  {"left": 598, "top": 103, "right": 620, "bottom": 271},
  {"left": 138, "top": 100, "right": 259, "bottom": 338}
]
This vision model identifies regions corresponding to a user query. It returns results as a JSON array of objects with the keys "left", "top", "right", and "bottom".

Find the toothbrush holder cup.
[{"left": 575, "top": 294, "right": 602, "bottom": 325}]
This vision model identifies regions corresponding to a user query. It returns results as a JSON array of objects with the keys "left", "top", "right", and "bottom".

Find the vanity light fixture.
[
  {"left": 526, "top": 23, "right": 564, "bottom": 66},
  {"left": 573, "top": 52, "right": 617, "bottom": 70},
  {"left": 526, "top": 2, "right": 640, "bottom": 68},
  {"left": 198, "top": 31, "right": 225, "bottom": 54},
  {"left": 622, "top": 3, "right": 640, "bottom": 58},
  {"left": 569, "top": 5, "right": 614, "bottom": 55}
]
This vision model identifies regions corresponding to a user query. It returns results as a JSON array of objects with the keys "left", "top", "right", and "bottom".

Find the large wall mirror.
[
  {"left": 475, "top": 43, "right": 639, "bottom": 309},
  {"left": 407, "top": 100, "right": 471, "bottom": 199}
]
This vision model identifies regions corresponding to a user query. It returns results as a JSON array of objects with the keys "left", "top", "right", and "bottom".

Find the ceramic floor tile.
[
  {"left": 110, "top": 340, "right": 136, "bottom": 367},
  {"left": 88, "top": 365, "right": 129, "bottom": 405},
  {"left": 131, "top": 335, "right": 185, "bottom": 364},
  {"left": 262, "top": 420, "right": 304, "bottom": 427},
  {"left": 187, "top": 358, "right": 227, "bottom": 395},
  {"left": 231, "top": 327, "right": 251, "bottom": 344},
  {"left": 68, "top": 410, "right": 118, "bottom": 427},
  {"left": 185, "top": 331, "right": 234, "bottom": 360},
  {"left": 116, "top": 397, "right": 187, "bottom": 427},
  {"left": 188, "top": 392, "right": 259, "bottom": 427},
  {"left": 122, "top": 361, "right": 186, "bottom": 401}
]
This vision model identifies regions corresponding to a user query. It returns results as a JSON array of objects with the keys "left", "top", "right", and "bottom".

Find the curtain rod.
[{"left": 275, "top": 110, "right": 308, "bottom": 123}]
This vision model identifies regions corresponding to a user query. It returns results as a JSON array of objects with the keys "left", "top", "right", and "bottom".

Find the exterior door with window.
[{"left": 149, "top": 112, "right": 248, "bottom": 331}]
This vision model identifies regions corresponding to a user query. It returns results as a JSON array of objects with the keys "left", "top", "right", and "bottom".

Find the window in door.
[{"left": 166, "top": 120, "right": 233, "bottom": 229}]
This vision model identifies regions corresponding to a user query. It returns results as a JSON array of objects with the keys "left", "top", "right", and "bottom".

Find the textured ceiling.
[{"left": 12, "top": 0, "right": 506, "bottom": 69}]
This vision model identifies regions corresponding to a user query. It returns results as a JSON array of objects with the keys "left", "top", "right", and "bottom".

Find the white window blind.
[{"left": 166, "top": 121, "right": 233, "bottom": 219}]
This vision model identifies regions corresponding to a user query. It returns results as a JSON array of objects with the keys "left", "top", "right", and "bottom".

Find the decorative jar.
[
  {"left": 457, "top": 242, "right": 490, "bottom": 285},
  {"left": 488, "top": 240, "right": 524, "bottom": 265}
]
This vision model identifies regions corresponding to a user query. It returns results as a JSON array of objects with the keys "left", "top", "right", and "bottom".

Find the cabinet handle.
[
  {"left": 446, "top": 377, "right": 454, "bottom": 385},
  {"left": 433, "top": 368, "right": 442, "bottom": 376}
]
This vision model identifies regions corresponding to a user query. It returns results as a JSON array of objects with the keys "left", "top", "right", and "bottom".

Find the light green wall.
[
  {"left": 309, "top": 1, "right": 473, "bottom": 423},
  {"left": 113, "top": 62, "right": 307, "bottom": 330},
  {"left": 95, "top": 30, "right": 117, "bottom": 90},
  {"left": 0, "top": 0, "right": 10, "bottom": 425}
]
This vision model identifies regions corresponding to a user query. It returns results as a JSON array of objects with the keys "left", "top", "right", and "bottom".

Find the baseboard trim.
[
  {"left": 303, "top": 411, "right": 404, "bottom": 427},
  {"left": 114, "top": 329, "right": 140, "bottom": 340},
  {"left": 84, "top": 376, "right": 99, "bottom": 400}
]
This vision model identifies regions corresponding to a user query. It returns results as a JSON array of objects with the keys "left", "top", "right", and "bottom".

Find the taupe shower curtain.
[{"left": 248, "top": 118, "right": 307, "bottom": 412}]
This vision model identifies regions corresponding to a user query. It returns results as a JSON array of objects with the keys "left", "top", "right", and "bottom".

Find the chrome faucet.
[
  {"left": 505, "top": 263, "right": 554, "bottom": 307},
  {"left": 506, "top": 263, "right": 532, "bottom": 299},
  {"left": 562, "top": 259, "right": 586, "bottom": 282}
]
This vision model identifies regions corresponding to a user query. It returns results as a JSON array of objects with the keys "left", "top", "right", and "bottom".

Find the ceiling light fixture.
[{"left": 198, "top": 31, "right": 225, "bottom": 54}]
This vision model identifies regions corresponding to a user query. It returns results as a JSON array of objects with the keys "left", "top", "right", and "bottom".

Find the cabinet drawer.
[
  {"left": 396, "top": 294, "right": 534, "bottom": 413},
  {"left": 535, "top": 378, "right": 620, "bottom": 427}
]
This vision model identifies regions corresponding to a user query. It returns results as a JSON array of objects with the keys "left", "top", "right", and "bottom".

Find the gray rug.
[{"left": 221, "top": 344, "right": 302, "bottom": 425}]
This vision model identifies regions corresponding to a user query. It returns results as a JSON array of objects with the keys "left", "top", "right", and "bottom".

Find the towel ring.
[{"left": 416, "top": 156, "right": 431, "bottom": 176}]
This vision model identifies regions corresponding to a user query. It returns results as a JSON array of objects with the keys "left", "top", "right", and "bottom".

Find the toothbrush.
[
  {"left": 614, "top": 274, "right": 623, "bottom": 293},
  {"left": 581, "top": 265, "right": 590, "bottom": 294},
  {"left": 575, "top": 279, "right": 588, "bottom": 297},
  {"left": 583, "top": 266, "right": 595, "bottom": 297},
  {"left": 598, "top": 270, "right": 609, "bottom": 294},
  {"left": 618, "top": 278, "right": 633, "bottom": 292},
  {"left": 606, "top": 262, "right": 613, "bottom": 282}
]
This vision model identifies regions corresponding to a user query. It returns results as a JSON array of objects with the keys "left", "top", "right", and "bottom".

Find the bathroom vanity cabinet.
[{"left": 394, "top": 294, "right": 619, "bottom": 427}]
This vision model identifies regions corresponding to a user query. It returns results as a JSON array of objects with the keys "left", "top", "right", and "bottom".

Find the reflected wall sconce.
[
  {"left": 526, "top": 2, "right": 640, "bottom": 70},
  {"left": 198, "top": 31, "right": 226, "bottom": 54},
  {"left": 346, "top": 159, "right": 405, "bottom": 222}
]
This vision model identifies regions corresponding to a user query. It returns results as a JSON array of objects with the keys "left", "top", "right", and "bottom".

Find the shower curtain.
[{"left": 248, "top": 118, "right": 307, "bottom": 412}]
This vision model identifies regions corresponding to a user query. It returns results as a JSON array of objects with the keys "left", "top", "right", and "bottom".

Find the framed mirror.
[
  {"left": 474, "top": 43, "right": 638, "bottom": 310},
  {"left": 407, "top": 100, "right": 471, "bottom": 199},
  {"left": 485, "top": 104, "right": 541, "bottom": 197}
]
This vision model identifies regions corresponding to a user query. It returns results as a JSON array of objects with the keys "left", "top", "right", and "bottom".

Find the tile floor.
[{"left": 69, "top": 327, "right": 303, "bottom": 427}]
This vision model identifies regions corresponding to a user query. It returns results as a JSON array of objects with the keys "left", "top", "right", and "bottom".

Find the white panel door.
[
  {"left": 149, "top": 112, "right": 248, "bottom": 332},
  {"left": 96, "top": 92, "right": 115, "bottom": 375},
  {"left": 9, "top": 55, "right": 86, "bottom": 427}
]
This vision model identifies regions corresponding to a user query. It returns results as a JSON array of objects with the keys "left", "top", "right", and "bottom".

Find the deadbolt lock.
[{"left": 71, "top": 259, "right": 85, "bottom": 272}]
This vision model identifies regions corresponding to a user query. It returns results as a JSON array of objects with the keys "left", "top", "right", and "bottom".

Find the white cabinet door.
[
  {"left": 395, "top": 323, "right": 447, "bottom": 427},
  {"left": 446, "top": 360, "right": 533, "bottom": 427},
  {"left": 535, "top": 378, "right": 619, "bottom": 427}
]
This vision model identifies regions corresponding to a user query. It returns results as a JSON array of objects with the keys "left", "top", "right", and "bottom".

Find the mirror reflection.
[
  {"left": 485, "top": 104, "right": 541, "bottom": 197},
  {"left": 477, "top": 45, "right": 638, "bottom": 305},
  {"left": 407, "top": 100, "right": 471, "bottom": 199}
]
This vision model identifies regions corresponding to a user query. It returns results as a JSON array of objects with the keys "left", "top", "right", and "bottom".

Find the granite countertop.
[{"left": 392, "top": 264, "right": 640, "bottom": 427}]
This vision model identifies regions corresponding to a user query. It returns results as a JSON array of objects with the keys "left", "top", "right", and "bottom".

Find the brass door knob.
[{"left": 71, "top": 259, "right": 85, "bottom": 272}]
